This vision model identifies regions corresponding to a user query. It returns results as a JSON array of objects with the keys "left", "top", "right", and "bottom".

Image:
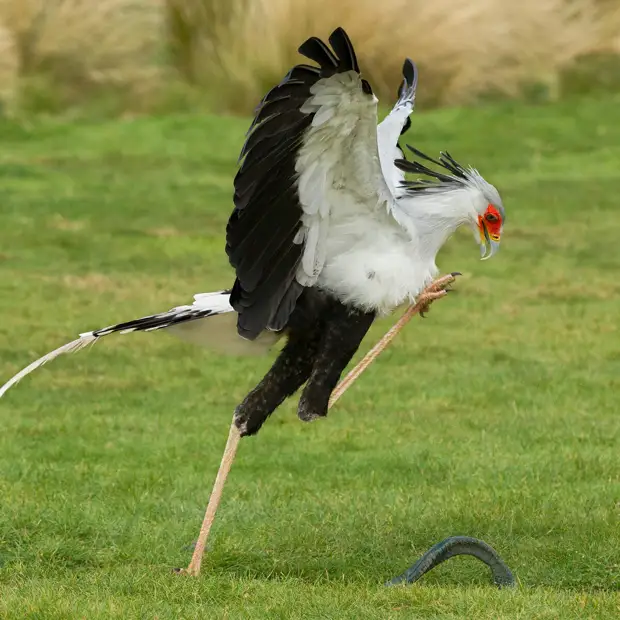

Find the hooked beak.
[{"left": 478, "top": 219, "right": 500, "bottom": 261}]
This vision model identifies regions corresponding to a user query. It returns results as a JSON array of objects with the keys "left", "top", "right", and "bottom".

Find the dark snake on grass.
[{"left": 387, "top": 536, "right": 516, "bottom": 588}]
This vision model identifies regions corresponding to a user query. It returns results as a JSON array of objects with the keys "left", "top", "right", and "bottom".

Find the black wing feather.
[
  {"left": 233, "top": 130, "right": 308, "bottom": 210},
  {"left": 297, "top": 37, "right": 339, "bottom": 71},
  {"left": 327, "top": 27, "right": 360, "bottom": 73},
  {"left": 401, "top": 58, "right": 416, "bottom": 87},
  {"left": 227, "top": 27, "right": 369, "bottom": 339},
  {"left": 286, "top": 64, "right": 322, "bottom": 81},
  {"left": 269, "top": 280, "right": 305, "bottom": 332},
  {"left": 233, "top": 190, "right": 301, "bottom": 291},
  {"left": 236, "top": 245, "right": 304, "bottom": 338},
  {"left": 240, "top": 111, "right": 308, "bottom": 159},
  {"left": 251, "top": 95, "right": 306, "bottom": 128}
]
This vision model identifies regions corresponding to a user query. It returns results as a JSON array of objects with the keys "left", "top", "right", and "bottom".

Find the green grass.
[{"left": 1, "top": 95, "right": 620, "bottom": 618}]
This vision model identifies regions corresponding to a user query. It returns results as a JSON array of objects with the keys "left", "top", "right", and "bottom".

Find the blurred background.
[{"left": 0, "top": 0, "right": 618, "bottom": 118}]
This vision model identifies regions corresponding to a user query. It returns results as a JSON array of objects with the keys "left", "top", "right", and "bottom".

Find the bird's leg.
[
  {"left": 416, "top": 272, "right": 460, "bottom": 318},
  {"left": 182, "top": 321, "right": 324, "bottom": 573},
  {"left": 297, "top": 302, "right": 376, "bottom": 422},
  {"left": 234, "top": 325, "right": 323, "bottom": 437}
]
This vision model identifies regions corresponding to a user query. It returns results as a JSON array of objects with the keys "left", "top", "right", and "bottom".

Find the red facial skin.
[{"left": 478, "top": 204, "right": 502, "bottom": 242}]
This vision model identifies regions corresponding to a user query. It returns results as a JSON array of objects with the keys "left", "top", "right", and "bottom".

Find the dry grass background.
[{"left": 0, "top": 0, "right": 618, "bottom": 116}]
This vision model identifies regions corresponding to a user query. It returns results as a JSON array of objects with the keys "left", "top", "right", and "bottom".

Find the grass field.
[{"left": 1, "top": 95, "right": 620, "bottom": 618}]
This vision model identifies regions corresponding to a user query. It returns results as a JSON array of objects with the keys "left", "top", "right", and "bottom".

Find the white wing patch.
[
  {"left": 377, "top": 107, "right": 412, "bottom": 197},
  {"left": 294, "top": 71, "right": 395, "bottom": 287},
  {"left": 377, "top": 59, "right": 417, "bottom": 200}
]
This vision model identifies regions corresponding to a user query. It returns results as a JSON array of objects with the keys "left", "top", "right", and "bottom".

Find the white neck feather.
[{"left": 393, "top": 186, "right": 480, "bottom": 260}]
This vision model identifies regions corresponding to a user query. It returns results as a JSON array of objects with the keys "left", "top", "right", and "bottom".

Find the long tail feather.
[
  {"left": 0, "top": 291, "right": 281, "bottom": 399},
  {"left": 0, "top": 334, "right": 97, "bottom": 398}
]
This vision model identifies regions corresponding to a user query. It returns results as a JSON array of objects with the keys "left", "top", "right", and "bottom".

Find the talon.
[{"left": 416, "top": 280, "right": 454, "bottom": 319}]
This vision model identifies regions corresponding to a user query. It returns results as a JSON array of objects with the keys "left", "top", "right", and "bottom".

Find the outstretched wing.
[
  {"left": 377, "top": 59, "right": 418, "bottom": 196},
  {"left": 226, "top": 27, "right": 401, "bottom": 340}
]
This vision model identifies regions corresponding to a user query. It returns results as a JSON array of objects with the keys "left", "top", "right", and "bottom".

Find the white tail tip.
[{"left": 0, "top": 334, "right": 97, "bottom": 399}]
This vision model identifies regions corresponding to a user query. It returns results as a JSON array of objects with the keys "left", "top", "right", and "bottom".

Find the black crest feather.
[{"left": 395, "top": 145, "right": 469, "bottom": 192}]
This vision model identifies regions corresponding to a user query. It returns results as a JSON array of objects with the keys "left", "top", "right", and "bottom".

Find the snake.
[{"left": 386, "top": 536, "right": 516, "bottom": 588}]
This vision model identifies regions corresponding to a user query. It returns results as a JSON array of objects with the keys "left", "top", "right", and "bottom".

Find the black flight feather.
[
  {"left": 227, "top": 176, "right": 297, "bottom": 256},
  {"left": 233, "top": 129, "right": 309, "bottom": 210},
  {"left": 298, "top": 37, "right": 339, "bottom": 71},
  {"left": 233, "top": 191, "right": 300, "bottom": 285},
  {"left": 268, "top": 280, "right": 305, "bottom": 332},
  {"left": 236, "top": 245, "right": 303, "bottom": 337},
  {"left": 401, "top": 58, "right": 416, "bottom": 86},
  {"left": 286, "top": 64, "right": 321, "bottom": 81},
  {"left": 240, "top": 111, "right": 307, "bottom": 159},
  {"left": 228, "top": 27, "right": 366, "bottom": 340},
  {"left": 328, "top": 27, "right": 360, "bottom": 73},
  {"left": 250, "top": 96, "right": 303, "bottom": 129},
  {"left": 239, "top": 223, "right": 302, "bottom": 294}
]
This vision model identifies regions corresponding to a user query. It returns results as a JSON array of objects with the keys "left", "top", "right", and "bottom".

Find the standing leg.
[
  {"left": 297, "top": 302, "right": 376, "bottom": 422},
  {"left": 181, "top": 275, "right": 459, "bottom": 577}
]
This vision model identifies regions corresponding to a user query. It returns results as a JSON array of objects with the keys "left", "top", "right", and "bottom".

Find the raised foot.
[{"left": 417, "top": 272, "right": 461, "bottom": 318}]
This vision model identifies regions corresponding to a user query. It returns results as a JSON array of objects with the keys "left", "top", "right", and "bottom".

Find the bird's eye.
[
  {"left": 485, "top": 213, "right": 499, "bottom": 223},
  {"left": 361, "top": 79, "right": 373, "bottom": 95}
]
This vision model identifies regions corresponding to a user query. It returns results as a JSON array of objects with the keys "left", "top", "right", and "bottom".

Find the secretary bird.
[
  {"left": 0, "top": 29, "right": 504, "bottom": 421},
  {"left": 0, "top": 27, "right": 513, "bottom": 584}
]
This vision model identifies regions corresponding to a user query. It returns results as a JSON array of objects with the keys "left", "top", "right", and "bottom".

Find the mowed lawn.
[{"left": 1, "top": 96, "right": 619, "bottom": 619}]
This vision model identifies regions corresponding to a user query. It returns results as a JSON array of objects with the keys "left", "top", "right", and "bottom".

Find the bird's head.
[
  {"left": 395, "top": 146, "right": 505, "bottom": 261},
  {"left": 465, "top": 171, "right": 505, "bottom": 260}
]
